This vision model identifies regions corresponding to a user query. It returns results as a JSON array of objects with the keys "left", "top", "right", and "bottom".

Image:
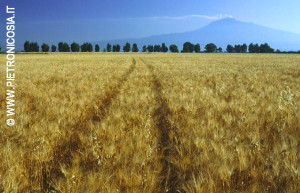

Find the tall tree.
[
  {"left": 71, "top": 42, "right": 80, "bottom": 52},
  {"left": 116, "top": 44, "right": 121, "bottom": 52},
  {"left": 147, "top": 45, "right": 154, "bottom": 52},
  {"left": 248, "top": 43, "right": 254, "bottom": 53},
  {"left": 112, "top": 44, "right": 121, "bottom": 52},
  {"left": 169, "top": 44, "right": 179, "bottom": 53},
  {"left": 241, "top": 43, "right": 247, "bottom": 53},
  {"left": 259, "top": 43, "right": 274, "bottom": 53},
  {"left": 57, "top": 42, "right": 69, "bottom": 52},
  {"left": 58, "top": 42, "right": 64, "bottom": 52},
  {"left": 194, "top": 43, "right": 201, "bottom": 53},
  {"left": 234, "top": 45, "right": 241, "bottom": 53},
  {"left": 112, "top": 45, "right": 117, "bottom": 52},
  {"left": 205, "top": 43, "right": 217, "bottom": 53},
  {"left": 132, "top": 43, "right": 139, "bottom": 52},
  {"left": 41, "top": 43, "right": 49, "bottom": 52},
  {"left": 142, "top": 45, "right": 147, "bottom": 52},
  {"left": 161, "top": 43, "right": 168, "bottom": 52},
  {"left": 30, "top": 42, "right": 35, "bottom": 52},
  {"left": 81, "top": 42, "right": 92, "bottom": 52},
  {"left": 24, "top": 40, "right": 30, "bottom": 52},
  {"left": 154, "top": 45, "right": 161, "bottom": 52},
  {"left": 182, "top": 42, "right": 195, "bottom": 53},
  {"left": 63, "top": 43, "right": 70, "bottom": 52},
  {"left": 51, "top": 45, "right": 56, "bottom": 52},
  {"left": 123, "top": 42, "right": 131, "bottom": 52},
  {"left": 218, "top": 47, "right": 223, "bottom": 53},
  {"left": 95, "top": 44, "right": 100, "bottom": 52},
  {"left": 30, "top": 42, "right": 39, "bottom": 52},
  {"left": 254, "top": 44, "right": 260, "bottom": 53},
  {"left": 226, "top": 44, "right": 234, "bottom": 53},
  {"left": 87, "top": 43, "right": 93, "bottom": 52},
  {"left": 107, "top": 43, "right": 112, "bottom": 52},
  {"left": 81, "top": 43, "right": 87, "bottom": 52}
]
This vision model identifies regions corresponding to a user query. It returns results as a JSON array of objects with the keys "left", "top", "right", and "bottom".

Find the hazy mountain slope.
[{"left": 95, "top": 18, "right": 300, "bottom": 51}]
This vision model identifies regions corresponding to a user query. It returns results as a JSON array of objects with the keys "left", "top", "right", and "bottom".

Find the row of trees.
[
  {"left": 24, "top": 41, "right": 40, "bottom": 52},
  {"left": 140, "top": 43, "right": 169, "bottom": 53},
  {"left": 226, "top": 43, "right": 274, "bottom": 53},
  {"left": 23, "top": 41, "right": 277, "bottom": 53},
  {"left": 226, "top": 44, "right": 248, "bottom": 53},
  {"left": 249, "top": 43, "right": 274, "bottom": 53},
  {"left": 24, "top": 41, "right": 217, "bottom": 53}
]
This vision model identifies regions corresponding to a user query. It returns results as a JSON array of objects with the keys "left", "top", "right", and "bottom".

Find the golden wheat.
[{"left": 0, "top": 53, "right": 299, "bottom": 192}]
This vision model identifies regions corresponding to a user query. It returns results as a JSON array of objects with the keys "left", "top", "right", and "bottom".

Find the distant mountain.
[{"left": 95, "top": 18, "right": 300, "bottom": 51}]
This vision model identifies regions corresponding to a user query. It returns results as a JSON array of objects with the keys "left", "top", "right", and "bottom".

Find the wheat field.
[{"left": 0, "top": 53, "right": 299, "bottom": 193}]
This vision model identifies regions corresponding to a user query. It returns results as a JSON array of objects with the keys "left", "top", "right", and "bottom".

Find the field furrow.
[
  {"left": 142, "top": 58, "right": 181, "bottom": 193},
  {"left": 40, "top": 58, "right": 137, "bottom": 191}
]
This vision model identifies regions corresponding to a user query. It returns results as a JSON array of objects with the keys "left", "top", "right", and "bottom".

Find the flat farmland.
[{"left": 0, "top": 53, "right": 299, "bottom": 192}]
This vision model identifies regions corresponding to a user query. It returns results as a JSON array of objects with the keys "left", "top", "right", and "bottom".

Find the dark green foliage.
[
  {"left": 226, "top": 44, "right": 234, "bottom": 53},
  {"left": 241, "top": 44, "right": 247, "bottom": 53},
  {"left": 64, "top": 43, "right": 70, "bottom": 52},
  {"left": 30, "top": 42, "right": 39, "bottom": 52},
  {"left": 51, "top": 45, "right": 56, "bottom": 52},
  {"left": 233, "top": 44, "right": 247, "bottom": 53},
  {"left": 205, "top": 43, "right": 217, "bottom": 53},
  {"left": 81, "top": 42, "right": 93, "bottom": 52},
  {"left": 142, "top": 45, "right": 147, "bottom": 52},
  {"left": 249, "top": 43, "right": 274, "bottom": 53},
  {"left": 58, "top": 42, "right": 70, "bottom": 52},
  {"left": 259, "top": 43, "right": 274, "bottom": 53},
  {"left": 116, "top": 44, "right": 121, "bottom": 52},
  {"left": 107, "top": 43, "right": 112, "bottom": 52},
  {"left": 194, "top": 43, "right": 201, "bottom": 53},
  {"left": 123, "top": 42, "right": 131, "bottom": 52},
  {"left": 112, "top": 45, "right": 117, "bottom": 52},
  {"left": 132, "top": 43, "right": 139, "bottom": 52},
  {"left": 182, "top": 42, "right": 195, "bottom": 53},
  {"left": 154, "top": 45, "right": 161, "bottom": 52},
  {"left": 58, "top": 42, "right": 63, "bottom": 52},
  {"left": 24, "top": 40, "right": 281, "bottom": 54},
  {"left": 279, "top": 50, "right": 300, "bottom": 54},
  {"left": 147, "top": 45, "right": 154, "bottom": 52},
  {"left": 254, "top": 44, "right": 260, "bottom": 53},
  {"left": 24, "top": 41, "right": 39, "bottom": 52},
  {"left": 169, "top": 44, "right": 179, "bottom": 53},
  {"left": 95, "top": 44, "right": 100, "bottom": 52},
  {"left": 249, "top": 43, "right": 254, "bottom": 53},
  {"left": 71, "top": 42, "right": 80, "bottom": 52},
  {"left": 24, "top": 40, "right": 30, "bottom": 52},
  {"left": 41, "top": 43, "right": 49, "bottom": 52},
  {"left": 234, "top": 45, "right": 242, "bottom": 53},
  {"left": 161, "top": 43, "right": 168, "bottom": 52},
  {"left": 81, "top": 43, "right": 87, "bottom": 52},
  {"left": 87, "top": 43, "right": 93, "bottom": 52}
]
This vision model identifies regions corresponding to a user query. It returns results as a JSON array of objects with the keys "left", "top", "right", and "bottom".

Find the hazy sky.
[{"left": 0, "top": 0, "right": 300, "bottom": 46}]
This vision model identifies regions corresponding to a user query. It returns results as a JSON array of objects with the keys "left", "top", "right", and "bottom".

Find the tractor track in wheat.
[
  {"left": 39, "top": 58, "right": 137, "bottom": 192},
  {"left": 141, "top": 58, "right": 182, "bottom": 193}
]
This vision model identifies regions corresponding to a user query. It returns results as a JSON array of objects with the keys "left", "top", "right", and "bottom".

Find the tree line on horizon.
[{"left": 23, "top": 40, "right": 299, "bottom": 53}]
